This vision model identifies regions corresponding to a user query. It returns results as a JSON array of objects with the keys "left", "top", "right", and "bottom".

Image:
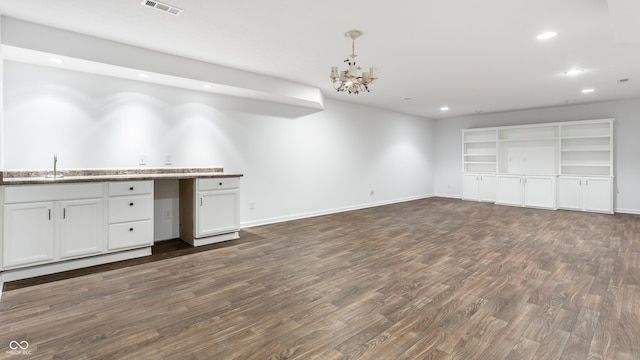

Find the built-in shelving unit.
[
  {"left": 463, "top": 129, "right": 497, "bottom": 173},
  {"left": 462, "top": 118, "right": 614, "bottom": 213},
  {"left": 560, "top": 121, "right": 613, "bottom": 176},
  {"left": 497, "top": 125, "right": 559, "bottom": 175}
]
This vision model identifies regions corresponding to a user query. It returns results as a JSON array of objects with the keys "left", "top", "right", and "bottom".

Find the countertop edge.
[{"left": 0, "top": 173, "right": 244, "bottom": 185}]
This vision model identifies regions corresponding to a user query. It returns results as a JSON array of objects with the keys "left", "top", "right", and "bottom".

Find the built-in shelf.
[
  {"left": 561, "top": 147, "right": 610, "bottom": 152},
  {"left": 464, "top": 130, "right": 496, "bottom": 142},
  {"left": 462, "top": 118, "right": 614, "bottom": 213}
]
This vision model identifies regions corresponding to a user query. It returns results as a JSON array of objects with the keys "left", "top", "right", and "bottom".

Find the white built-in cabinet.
[
  {"left": 179, "top": 177, "right": 241, "bottom": 246},
  {"left": 2, "top": 183, "right": 104, "bottom": 269},
  {"left": 3, "top": 202, "right": 55, "bottom": 268},
  {"left": 59, "top": 198, "right": 104, "bottom": 259},
  {"left": 462, "top": 118, "right": 614, "bottom": 214},
  {"left": 462, "top": 174, "right": 496, "bottom": 202},
  {"left": 558, "top": 177, "right": 613, "bottom": 213},
  {"left": 107, "top": 181, "right": 154, "bottom": 251},
  {"left": 1, "top": 181, "right": 156, "bottom": 272},
  {"left": 495, "top": 175, "right": 557, "bottom": 209}
]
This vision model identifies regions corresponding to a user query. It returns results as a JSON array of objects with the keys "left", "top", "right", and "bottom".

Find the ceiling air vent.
[{"left": 141, "top": 0, "right": 183, "bottom": 16}]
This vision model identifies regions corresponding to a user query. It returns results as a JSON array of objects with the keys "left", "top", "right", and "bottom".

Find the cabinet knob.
[
  {"left": 219, "top": 182, "right": 223, "bottom": 186},
  {"left": 129, "top": 187, "right": 134, "bottom": 191},
  {"left": 129, "top": 228, "right": 134, "bottom": 232},
  {"left": 129, "top": 202, "right": 134, "bottom": 206}
]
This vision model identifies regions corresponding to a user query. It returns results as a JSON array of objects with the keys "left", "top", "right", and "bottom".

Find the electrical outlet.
[
  {"left": 164, "top": 154, "right": 173, "bottom": 165},
  {"left": 370, "top": 189, "right": 375, "bottom": 195},
  {"left": 164, "top": 209, "right": 171, "bottom": 220},
  {"left": 139, "top": 154, "right": 147, "bottom": 165},
  {"left": 249, "top": 201, "right": 255, "bottom": 210}
]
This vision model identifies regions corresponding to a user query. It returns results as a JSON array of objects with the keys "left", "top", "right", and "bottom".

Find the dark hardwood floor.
[{"left": 1, "top": 197, "right": 639, "bottom": 359}]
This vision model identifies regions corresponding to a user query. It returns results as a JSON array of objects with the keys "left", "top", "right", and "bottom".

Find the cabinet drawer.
[
  {"left": 198, "top": 177, "right": 239, "bottom": 191},
  {"left": 108, "top": 220, "right": 153, "bottom": 250},
  {"left": 108, "top": 195, "right": 153, "bottom": 223},
  {"left": 4, "top": 183, "right": 104, "bottom": 204},
  {"left": 108, "top": 181, "right": 153, "bottom": 196}
]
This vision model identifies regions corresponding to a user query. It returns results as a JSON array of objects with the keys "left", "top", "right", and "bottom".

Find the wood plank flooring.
[{"left": 1, "top": 197, "right": 639, "bottom": 359}]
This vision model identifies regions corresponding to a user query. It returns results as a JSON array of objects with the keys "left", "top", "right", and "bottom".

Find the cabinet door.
[
  {"left": 558, "top": 177, "right": 583, "bottom": 210},
  {"left": 59, "top": 199, "right": 104, "bottom": 259},
  {"left": 524, "top": 176, "right": 557, "bottom": 209},
  {"left": 478, "top": 175, "right": 497, "bottom": 202},
  {"left": 462, "top": 174, "right": 479, "bottom": 201},
  {"left": 584, "top": 178, "right": 613, "bottom": 213},
  {"left": 197, "top": 189, "right": 239, "bottom": 237},
  {"left": 495, "top": 176, "right": 523, "bottom": 206},
  {"left": 3, "top": 202, "right": 55, "bottom": 268}
]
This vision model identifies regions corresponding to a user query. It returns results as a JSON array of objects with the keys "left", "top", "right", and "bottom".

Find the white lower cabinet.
[
  {"left": 198, "top": 189, "right": 239, "bottom": 237},
  {"left": 558, "top": 176, "right": 613, "bottom": 213},
  {"left": 2, "top": 184, "right": 104, "bottom": 269},
  {"left": 59, "top": 199, "right": 104, "bottom": 259},
  {"left": 107, "top": 181, "right": 154, "bottom": 251},
  {"left": 180, "top": 177, "right": 241, "bottom": 246},
  {"left": 462, "top": 174, "right": 496, "bottom": 202},
  {"left": 496, "top": 175, "right": 557, "bottom": 210},
  {"left": 495, "top": 175, "right": 523, "bottom": 206},
  {"left": 3, "top": 202, "right": 55, "bottom": 268}
]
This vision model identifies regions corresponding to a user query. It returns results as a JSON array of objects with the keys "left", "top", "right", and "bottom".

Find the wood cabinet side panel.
[{"left": 179, "top": 179, "right": 195, "bottom": 242}]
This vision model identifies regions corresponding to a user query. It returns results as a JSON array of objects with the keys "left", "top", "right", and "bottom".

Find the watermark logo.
[
  {"left": 6, "top": 340, "right": 35, "bottom": 356},
  {"left": 9, "top": 341, "right": 29, "bottom": 350}
]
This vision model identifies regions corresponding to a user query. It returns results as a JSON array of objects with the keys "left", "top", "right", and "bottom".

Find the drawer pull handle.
[
  {"left": 48, "top": 209, "right": 51, "bottom": 220},
  {"left": 129, "top": 203, "right": 134, "bottom": 206},
  {"left": 63, "top": 208, "right": 66, "bottom": 219},
  {"left": 129, "top": 187, "right": 134, "bottom": 191},
  {"left": 129, "top": 228, "right": 134, "bottom": 232}
]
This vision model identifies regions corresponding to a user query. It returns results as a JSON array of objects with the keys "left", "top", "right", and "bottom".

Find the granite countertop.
[{"left": 0, "top": 168, "right": 243, "bottom": 185}]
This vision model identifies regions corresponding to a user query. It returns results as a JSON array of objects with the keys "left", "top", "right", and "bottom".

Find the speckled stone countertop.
[{"left": 1, "top": 167, "right": 243, "bottom": 185}]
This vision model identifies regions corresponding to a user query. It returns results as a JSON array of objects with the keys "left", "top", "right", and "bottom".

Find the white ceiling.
[{"left": 0, "top": 0, "right": 639, "bottom": 119}]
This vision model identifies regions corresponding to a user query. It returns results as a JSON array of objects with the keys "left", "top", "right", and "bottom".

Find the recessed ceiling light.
[
  {"left": 537, "top": 32, "right": 557, "bottom": 40},
  {"left": 440, "top": 106, "right": 449, "bottom": 111},
  {"left": 49, "top": 57, "right": 63, "bottom": 63},
  {"left": 139, "top": 73, "right": 149, "bottom": 78},
  {"left": 564, "top": 69, "right": 584, "bottom": 76},
  {"left": 582, "top": 88, "right": 595, "bottom": 93},
  {"left": 404, "top": 97, "right": 412, "bottom": 101},
  {"left": 565, "top": 99, "right": 578, "bottom": 103}
]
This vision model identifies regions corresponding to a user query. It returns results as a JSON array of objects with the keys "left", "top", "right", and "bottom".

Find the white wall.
[
  {"left": 2, "top": 61, "right": 436, "bottom": 240},
  {"left": 434, "top": 98, "right": 640, "bottom": 213}
]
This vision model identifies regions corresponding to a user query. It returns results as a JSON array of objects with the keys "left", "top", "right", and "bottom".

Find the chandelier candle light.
[{"left": 330, "top": 30, "right": 377, "bottom": 94}]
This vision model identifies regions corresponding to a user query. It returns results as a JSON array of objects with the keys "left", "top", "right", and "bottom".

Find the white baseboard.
[
  {"left": 433, "top": 193, "right": 462, "bottom": 199},
  {"left": 240, "top": 194, "right": 435, "bottom": 229},
  {"left": 615, "top": 207, "right": 640, "bottom": 215}
]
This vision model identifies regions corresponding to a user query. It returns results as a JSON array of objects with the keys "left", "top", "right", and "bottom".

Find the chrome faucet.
[
  {"left": 53, "top": 154, "right": 58, "bottom": 179},
  {"left": 47, "top": 153, "right": 63, "bottom": 179}
]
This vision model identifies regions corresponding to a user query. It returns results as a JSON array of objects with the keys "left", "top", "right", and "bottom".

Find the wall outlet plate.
[{"left": 139, "top": 154, "right": 146, "bottom": 165}]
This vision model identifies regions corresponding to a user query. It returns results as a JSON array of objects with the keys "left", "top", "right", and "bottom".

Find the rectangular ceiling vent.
[{"left": 141, "top": 0, "right": 183, "bottom": 16}]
